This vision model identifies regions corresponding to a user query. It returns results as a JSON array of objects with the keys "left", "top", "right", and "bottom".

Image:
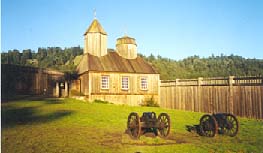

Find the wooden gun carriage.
[
  {"left": 126, "top": 112, "right": 170, "bottom": 139},
  {"left": 199, "top": 113, "right": 239, "bottom": 137}
]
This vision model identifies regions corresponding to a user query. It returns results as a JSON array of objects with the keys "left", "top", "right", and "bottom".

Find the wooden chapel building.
[{"left": 75, "top": 18, "right": 160, "bottom": 105}]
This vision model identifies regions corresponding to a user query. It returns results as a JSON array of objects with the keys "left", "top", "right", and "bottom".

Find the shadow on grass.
[
  {"left": 1, "top": 95, "right": 66, "bottom": 104},
  {"left": 42, "top": 98, "right": 65, "bottom": 104},
  {"left": 185, "top": 125, "right": 203, "bottom": 136},
  {"left": 1, "top": 95, "right": 35, "bottom": 103},
  {"left": 2, "top": 105, "right": 74, "bottom": 129},
  {"left": 27, "top": 96, "right": 65, "bottom": 104}
]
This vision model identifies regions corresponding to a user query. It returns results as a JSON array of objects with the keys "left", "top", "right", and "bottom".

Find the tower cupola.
[
  {"left": 116, "top": 35, "right": 137, "bottom": 59},
  {"left": 84, "top": 19, "right": 107, "bottom": 56}
]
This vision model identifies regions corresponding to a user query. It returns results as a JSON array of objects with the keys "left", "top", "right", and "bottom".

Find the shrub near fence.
[{"left": 160, "top": 76, "right": 263, "bottom": 119}]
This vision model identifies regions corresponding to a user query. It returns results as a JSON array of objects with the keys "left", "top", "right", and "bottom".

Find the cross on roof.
[{"left": 93, "top": 9, "right": 96, "bottom": 19}]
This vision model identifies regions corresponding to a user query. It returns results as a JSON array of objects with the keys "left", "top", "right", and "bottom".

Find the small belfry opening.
[{"left": 116, "top": 35, "right": 138, "bottom": 59}]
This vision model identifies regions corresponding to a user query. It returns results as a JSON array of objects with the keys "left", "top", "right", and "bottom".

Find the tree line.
[
  {"left": 1, "top": 47, "right": 82, "bottom": 72},
  {"left": 141, "top": 54, "right": 263, "bottom": 79},
  {"left": 1, "top": 47, "right": 263, "bottom": 79}
]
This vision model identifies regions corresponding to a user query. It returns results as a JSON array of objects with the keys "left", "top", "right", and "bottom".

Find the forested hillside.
[
  {"left": 141, "top": 54, "right": 263, "bottom": 79},
  {"left": 1, "top": 47, "right": 263, "bottom": 79},
  {"left": 1, "top": 47, "right": 83, "bottom": 71}
]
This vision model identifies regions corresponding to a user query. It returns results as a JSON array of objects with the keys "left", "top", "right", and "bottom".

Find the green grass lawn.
[{"left": 2, "top": 97, "right": 263, "bottom": 153}]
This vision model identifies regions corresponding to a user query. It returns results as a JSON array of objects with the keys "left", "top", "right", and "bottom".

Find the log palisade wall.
[
  {"left": 1, "top": 64, "right": 67, "bottom": 100},
  {"left": 160, "top": 76, "right": 263, "bottom": 119}
]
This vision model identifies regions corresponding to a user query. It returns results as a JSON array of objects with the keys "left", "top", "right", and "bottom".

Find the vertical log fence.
[{"left": 160, "top": 76, "right": 263, "bottom": 119}]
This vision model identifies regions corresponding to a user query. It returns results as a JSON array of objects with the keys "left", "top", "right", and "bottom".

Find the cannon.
[
  {"left": 199, "top": 113, "right": 239, "bottom": 137},
  {"left": 126, "top": 112, "right": 170, "bottom": 139}
]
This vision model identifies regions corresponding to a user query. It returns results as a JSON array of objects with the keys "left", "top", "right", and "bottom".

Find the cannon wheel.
[
  {"left": 158, "top": 113, "right": 170, "bottom": 138},
  {"left": 127, "top": 112, "right": 141, "bottom": 139},
  {"left": 200, "top": 114, "right": 218, "bottom": 137},
  {"left": 222, "top": 114, "right": 239, "bottom": 137}
]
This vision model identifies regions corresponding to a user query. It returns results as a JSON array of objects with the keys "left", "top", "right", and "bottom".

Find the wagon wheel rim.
[
  {"left": 127, "top": 112, "right": 141, "bottom": 139},
  {"left": 200, "top": 114, "right": 218, "bottom": 137},
  {"left": 223, "top": 114, "right": 239, "bottom": 137},
  {"left": 158, "top": 113, "right": 170, "bottom": 138}
]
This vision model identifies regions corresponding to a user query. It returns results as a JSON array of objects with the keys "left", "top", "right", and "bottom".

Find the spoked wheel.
[
  {"left": 222, "top": 114, "right": 239, "bottom": 137},
  {"left": 200, "top": 114, "right": 218, "bottom": 137},
  {"left": 158, "top": 113, "right": 170, "bottom": 138},
  {"left": 127, "top": 112, "right": 141, "bottom": 139}
]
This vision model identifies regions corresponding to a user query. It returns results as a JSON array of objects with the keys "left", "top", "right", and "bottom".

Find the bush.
[
  {"left": 93, "top": 99, "right": 109, "bottom": 104},
  {"left": 141, "top": 97, "right": 159, "bottom": 107}
]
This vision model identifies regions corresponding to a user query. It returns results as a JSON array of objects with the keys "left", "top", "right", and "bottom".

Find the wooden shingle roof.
[
  {"left": 84, "top": 19, "right": 107, "bottom": 35},
  {"left": 116, "top": 36, "right": 137, "bottom": 46},
  {"left": 77, "top": 51, "right": 158, "bottom": 74}
]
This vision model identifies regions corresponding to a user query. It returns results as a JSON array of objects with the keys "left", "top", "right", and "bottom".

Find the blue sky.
[{"left": 2, "top": 0, "right": 263, "bottom": 60}]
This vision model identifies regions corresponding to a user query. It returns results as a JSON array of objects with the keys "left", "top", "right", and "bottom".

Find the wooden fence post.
[
  {"left": 198, "top": 77, "right": 203, "bottom": 112},
  {"left": 229, "top": 76, "right": 234, "bottom": 113},
  {"left": 176, "top": 79, "right": 180, "bottom": 86},
  {"left": 158, "top": 80, "right": 161, "bottom": 106},
  {"left": 175, "top": 79, "right": 180, "bottom": 109},
  {"left": 198, "top": 77, "right": 203, "bottom": 86}
]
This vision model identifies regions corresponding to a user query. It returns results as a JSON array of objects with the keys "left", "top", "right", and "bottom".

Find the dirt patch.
[
  {"left": 100, "top": 132, "right": 123, "bottom": 147},
  {"left": 163, "top": 133, "right": 189, "bottom": 142},
  {"left": 175, "top": 139, "right": 187, "bottom": 144},
  {"left": 120, "top": 132, "right": 189, "bottom": 146},
  {"left": 122, "top": 142, "right": 178, "bottom": 146}
]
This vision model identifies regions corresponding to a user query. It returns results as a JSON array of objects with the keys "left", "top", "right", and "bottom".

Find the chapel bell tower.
[{"left": 83, "top": 14, "right": 107, "bottom": 56}]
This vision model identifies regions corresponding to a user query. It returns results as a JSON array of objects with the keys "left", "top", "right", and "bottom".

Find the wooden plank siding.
[
  {"left": 160, "top": 76, "right": 263, "bottom": 119},
  {"left": 79, "top": 71, "right": 160, "bottom": 105},
  {"left": 89, "top": 72, "right": 159, "bottom": 94}
]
